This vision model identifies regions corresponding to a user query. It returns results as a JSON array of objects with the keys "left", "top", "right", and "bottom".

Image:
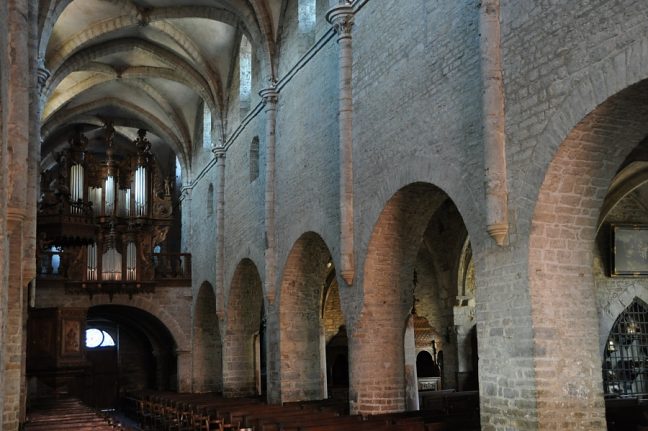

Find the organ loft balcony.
[{"left": 36, "top": 123, "right": 190, "bottom": 297}]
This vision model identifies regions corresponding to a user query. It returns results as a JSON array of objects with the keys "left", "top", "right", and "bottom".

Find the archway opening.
[
  {"left": 85, "top": 305, "right": 177, "bottom": 407},
  {"left": 277, "top": 232, "right": 345, "bottom": 403},
  {"left": 224, "top": 259, "right": 265, "bottom": 397},
  {"left": 323, "top": 266, "right": 348, "bottom": 401},
  {"left": 193, "top": 282, "right": 222, "bottom": 393},
  {"left": 355, "top": 182, "right": 477, "bottom": 419},
  {"left": 529, "top": 78, "right": 648, "bottom": 428}
]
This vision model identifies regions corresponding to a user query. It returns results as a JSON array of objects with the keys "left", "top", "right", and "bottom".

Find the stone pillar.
[
  {"left": 327, "top": 4, "right": 355, "bottom": 285},
  {"left": 480, "top": 0, "right": 509, "bottom": 246},
  {"left": 212, "top": 147, "right": 226, "bottom": 318},
  {"left": 176, "top": 349, "right": 193, "bottom": 392},
  {"left": 319, "top": 324, "right": 328, "bottom": 400},
  {"left": 264, "top": 303, "right": 281, "bottom": 404},
  {"left": 0, "top": 0, "right": 9, "bottom": 426},
  {"left": 404, "top": 315, "right": 419, "bottom": 411},
  {"left": 260, "top": 87, "right": 278, "bottom": 302},
  {"left": 4, "top": 0, "right": 31, "bottom": 428}
]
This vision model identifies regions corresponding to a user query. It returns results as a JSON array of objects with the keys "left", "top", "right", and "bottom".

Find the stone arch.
[
  {"left": 41, "top": 293, "right": 191, "bottom": 390},
  {"left": 81, "top": 295, "right": 188, "bottom": 351},
  {"left": 528, "top": 79, "right": 648, "bottom": 429},
  {"left": 43, "top": 74, "right": 192, "bottom": 145},
  {"left": 192, "top": 281, "right": 222, "bottom": 393},
  {"left": 41, "top": 97, "right": 189, "bottom": 170},
  {"left": 273, "top": 232, "right": 334, "bottom": 403},
  {"left": 520, "top": 36, "right": 648, "bottom": 229},
  {"left": 352, "top": 182, "right": 471, "bottom": 415},
  {"left": 39, "top": 2, "right": 272, "bottom": 89},
  {"left": 45, "top": 38, "right": 217, "bottom": 112},
  {"left": 86, "top": 304, "right": 178, "bottom": 391},
  {"left": 223, "top": 259, "right": 264, "bottom": 396}
]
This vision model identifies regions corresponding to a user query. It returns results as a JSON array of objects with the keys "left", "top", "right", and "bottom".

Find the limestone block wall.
[{"left": 178, "top": 0, "right": 648, "bottom": 429}]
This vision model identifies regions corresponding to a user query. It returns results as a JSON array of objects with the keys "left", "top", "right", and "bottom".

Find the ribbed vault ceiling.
[{"left": 39, "top": 0, "right": 282, "bottom": 172}]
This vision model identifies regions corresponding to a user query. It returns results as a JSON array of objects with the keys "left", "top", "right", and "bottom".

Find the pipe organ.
[{"left": 37, "top": 124, "right": 176, "bottom": 296}]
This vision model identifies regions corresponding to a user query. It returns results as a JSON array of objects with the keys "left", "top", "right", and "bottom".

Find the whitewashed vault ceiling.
[{"left": 39, "top": 0, "right": 283, "bottom": 171}]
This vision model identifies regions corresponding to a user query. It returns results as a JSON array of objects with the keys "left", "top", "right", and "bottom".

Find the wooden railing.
[
  {"left": 37, "top": 250, "right": 191, "bottom": 287},
  {"left": 152, "top": 253, "right": 192, "bottom": 281}
]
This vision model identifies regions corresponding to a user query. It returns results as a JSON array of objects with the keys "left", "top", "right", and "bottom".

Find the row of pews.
[
  {"left": 25, "top": 397, "right": 131, "bottom": 430},
  {"left": 129, "top": 390, "right": 480, "bottom": 431}
]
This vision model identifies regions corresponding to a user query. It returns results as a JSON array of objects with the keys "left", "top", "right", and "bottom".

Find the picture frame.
[{"left": 611, "top": 224, "right": 648, "bottom": 277}]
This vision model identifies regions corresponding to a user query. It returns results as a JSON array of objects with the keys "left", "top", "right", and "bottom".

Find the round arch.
[
  {"left": 528, "top": 79, "right": 648, "bottom": 429},
  {"left": 273, "top": 232, "right": 335, "bottom": 403},
  {"left": 192, "top": 281, "right": 223, "bottom": 393},
  {"left": 352, "top": 182, "right": 472, "bottom": 415},
  {"left": 223, "top": 259, "right": 264, "bottom": 397}
]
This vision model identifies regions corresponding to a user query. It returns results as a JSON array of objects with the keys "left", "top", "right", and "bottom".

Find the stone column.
[
  {"left": 327, "top": 4, "right": 355, "bottom": 285},
  {"left": 480, "top": 0, "right": 509, "bottom": 246},
  {"left": 212, "top": 147, "right": 226, "bottom": 318},
  {"left": 5, "top": 0, "right": 31, "bottom": 428},
  {"left": 0, "top": 0, "right": 10, "bottom": 425},
  {"left": 404, "top": 315, "right": 419, "bottom": 411},
  {"left": 176, "top": 349, "right": 193, "bottom": 392},
  {"left": 260, "top": 87, "right": 278, "bottom": 302}
]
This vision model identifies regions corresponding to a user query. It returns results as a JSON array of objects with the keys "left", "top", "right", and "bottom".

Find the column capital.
[
  {"left": 37, "top": 57, "right": 50, "bottom": 94},
  {"left": 259, "top": 87, "right": 279, "bottom": 106},
  {"left": 326, "top": 4, "right": 354, "bottom": 39},
  {"left": 212, "top": 146, "right": 226, "bottom": 160}
]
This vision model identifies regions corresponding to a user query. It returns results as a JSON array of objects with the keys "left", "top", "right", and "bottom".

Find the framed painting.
[
  {"left": 611, "top": 224, "right": 648, "bottom": 277},
  {"left": 61, "top": 319, "right": 81, "bottom": 355}
]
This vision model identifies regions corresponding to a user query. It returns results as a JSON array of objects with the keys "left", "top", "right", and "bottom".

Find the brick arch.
[
  {"left": 223, "top": 258, "right": 263, "bottom": 396},
  {"left": 519, "top": 36, "right": 648, "bottom": 231},
  {"left": 351, "top": 182, "right": 466, "bottom": 415},
  {"left": 273, "top": 232, "right": 333, "bottom": 403},
  {"left": 528, "top": 79, "right": 648, "bottom": 429},
  {"left": 192, "top": 281, "right": 223, "bottom": 393}
]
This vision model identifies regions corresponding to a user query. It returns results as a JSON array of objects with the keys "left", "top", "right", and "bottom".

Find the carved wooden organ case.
[{"left": 38, "top": 124, "right": 174, "bottom": 295}]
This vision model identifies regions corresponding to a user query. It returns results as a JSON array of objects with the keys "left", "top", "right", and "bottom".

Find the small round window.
[{"left": 85, "top": 328, "right": 116, "bottom": 348}]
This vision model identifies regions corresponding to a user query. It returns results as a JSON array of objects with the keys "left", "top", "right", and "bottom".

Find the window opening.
[
  {"left": 50, "top": 246, "right": 61, "bottom": 275},
  {"left": 604, "top": 298, "right": 648, "bottom": 399},
  {"left": 250, "top": 136, "right": 259, "bottom": 182},
  {"left": 85, "top": 328, "right": 116, "bottom": 349},
  {"left": 208, "top": 183, "right": 214, "bottom": 215},
  {"left": 239, "top": 36, "right": 252, "bottom": 110},
  {"left": 298, "top": 0, "right": 316, "bottom": 33},
  {"left": 203, "top": 103, "right": 212, "bottom": 149}
]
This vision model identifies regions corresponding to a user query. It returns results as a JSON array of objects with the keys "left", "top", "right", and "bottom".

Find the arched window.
[
  {"left": 175, "top": 156, "right": 182, "bottom": 185},
  {"left": 298, "top": 0, "right": 316, "bottom": 33},
  {"left": 85, "top": 328, "right": 116, "bottom": 349},
  {"left": 202, "top": 103, "right": 212, "bottom": 149},
  {"left": 250, "top": 136, "right": 259, "bottom": 182},
  {"left": 239, "top": 36, "right": 252, "bottom": 111},
  {"left": 208, "top": 183, "right": 214, "bottom": 216},
  {"left": 603, "top": 298, "right": 648, "bottom": 398}
]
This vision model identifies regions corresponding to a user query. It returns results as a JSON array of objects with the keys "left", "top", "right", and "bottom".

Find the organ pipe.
[
  {"left": 126, "top": 241, "right": 136, "bottom": 280},
  {"left": 104, "top": 175, "right": 115, "bottom": 216},
  {"left": 70, "top": 164, "right": 84, "bottom": 213},
  {"left": 135, "top": 166, "right": 147, "bottom": 217},
  {"left": 87, "top": 243, "right": 97, "bottom": 281}
]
